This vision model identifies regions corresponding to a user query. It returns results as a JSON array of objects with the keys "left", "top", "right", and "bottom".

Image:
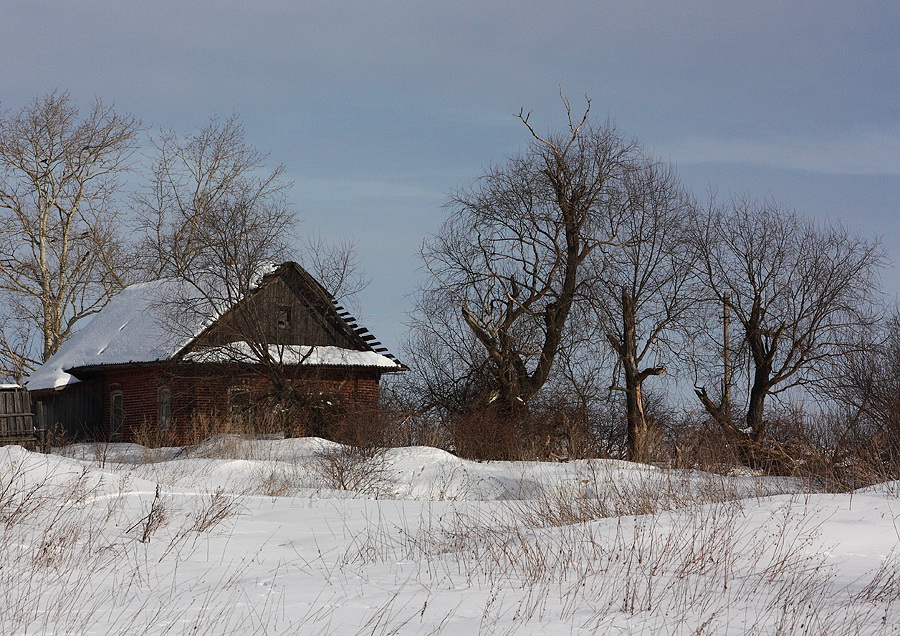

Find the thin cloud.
[{"left": 671, "top": 125, "right": 900, "bottom": 176}]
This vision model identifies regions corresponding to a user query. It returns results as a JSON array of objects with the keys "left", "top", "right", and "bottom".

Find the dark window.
[
  {"left": 277, "top": 305, "right": 292, "bottom": 329},
  {"left": 158, "top": 387, "right": 171, "bottom": 431},
  {"left": 110, "top": 390, "right": 123, "bottom": 436}
]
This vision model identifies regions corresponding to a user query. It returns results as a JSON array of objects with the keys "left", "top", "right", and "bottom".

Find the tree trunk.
[
  {"left": 722, "top": 292, "right": 732, "bottom": 420},
  {"left": 624, "top": 359, "right": 651, "bottom": 462},
  {"left": 620, "top": 287, "right": 662, "bottom": 463},
  {"left": 745, "top": 370, "right": 769, "bottom": 443}
]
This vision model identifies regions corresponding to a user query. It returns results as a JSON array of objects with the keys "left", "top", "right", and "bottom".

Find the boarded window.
[
  {"left": 110, "top": 390, "right": 123, "bottom": 437},
  {"left": 158, "top": 387, "right": 171, "bottom": 431}
]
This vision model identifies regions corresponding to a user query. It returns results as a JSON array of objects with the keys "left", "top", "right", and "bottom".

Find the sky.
[{"left": 2, "top": 1, "right": 898, "bottom": 354}]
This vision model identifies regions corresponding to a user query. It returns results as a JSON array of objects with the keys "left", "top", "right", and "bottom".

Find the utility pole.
[{"left": 722, "top": 292, "right": 732, "bottom": 420}]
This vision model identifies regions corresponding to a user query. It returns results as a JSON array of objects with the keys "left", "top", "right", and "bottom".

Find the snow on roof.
[
  {"left": 25, "top": 269, "right": 401, "bottom": 392},
  {"left": 25, "top": 279, "right": 201, "bottom": 391},
  {"left": 0, "top": 383, "right": 22, "bottom": 390},
  {"left": 183, "top": 342, "right": 402, "bottom": 368}
]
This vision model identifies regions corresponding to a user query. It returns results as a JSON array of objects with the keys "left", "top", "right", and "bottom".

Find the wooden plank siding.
[{"left": 34, "top": 383, "right": 102, "bottom": 442}]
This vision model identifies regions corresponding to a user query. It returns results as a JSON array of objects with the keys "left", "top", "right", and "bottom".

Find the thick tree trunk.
[
  {"left": 745, "top": 371, "right": 769, "bottom": 442},
  {"left": 745, "top": 301, "right": 772, "bottom": 443},
  {"left": 624, "top": 360, "right": 651, "bottom": 462},
  {"left": 619, "top": 288, "right": 665, "bottom": 463}
]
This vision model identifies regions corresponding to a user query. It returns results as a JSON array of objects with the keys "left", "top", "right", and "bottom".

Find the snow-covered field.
[{"left": 1, "top": 438, "right": 897, "bottom": 634}]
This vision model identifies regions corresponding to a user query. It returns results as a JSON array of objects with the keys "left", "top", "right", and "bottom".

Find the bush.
[{"left": 312, "top": 443, "right": 392, "bottom": 496}]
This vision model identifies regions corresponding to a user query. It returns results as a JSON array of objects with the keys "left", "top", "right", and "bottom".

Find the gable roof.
[{"left": 25, "top": 262, "right": 403, "bottom": 391}]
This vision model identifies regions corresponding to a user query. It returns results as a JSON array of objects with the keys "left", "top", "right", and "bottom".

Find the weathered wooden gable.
[{"left": 187, "top": 263, "right": 378, "bottom": 354}]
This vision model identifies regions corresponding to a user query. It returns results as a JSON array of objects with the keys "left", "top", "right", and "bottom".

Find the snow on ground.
[{"left": 1, "top": 439, "right": 897, "bottom": 634}]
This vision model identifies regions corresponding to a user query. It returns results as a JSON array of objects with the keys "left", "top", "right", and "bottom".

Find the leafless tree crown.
[
  {"left": 134, "top": 114, "right": 294, "bottom": 288},
  {"left": 0, "top": 92, "right": 140, "bottom": 379},
  {"left": 693, "top": 198, "right": 885, "bottom": 442},
  {"left": 416, "top": 99, "right": 644, "bottom": 414}
]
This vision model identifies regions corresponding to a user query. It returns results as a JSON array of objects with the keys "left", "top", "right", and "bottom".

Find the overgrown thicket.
[{"left": 398, "top": 98, "right": 894, "bottom": 482}]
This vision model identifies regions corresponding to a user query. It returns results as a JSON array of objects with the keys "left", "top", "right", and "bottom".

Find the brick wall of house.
[{"left": 95, "top": 363, "right": 384, "bottom": 443}]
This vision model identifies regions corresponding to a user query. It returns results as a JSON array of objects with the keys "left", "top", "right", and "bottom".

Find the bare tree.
[
  {"left": 692, "top": 198, "right": 884, "bottom": 452},
  {"left": 826, "top": 310, "right": 900, "bottom": 475},
  {"left": 417, "top": 98, "right": 642, "bottom": 421},
  {"left": 134, "top": 114, "right": 294, "bottom": 287},
  {"left": 135, "top": 115, "right": 367, "bottom": 433},
  {"left": 135, "top": 114, "right": 365, "bottom": 311},
  {"left": 298, "top": 233, "right": 369, "bottom": 314},
  {"left": 853, "top": 312, "right": 900, "bottom": 434},
  {"left": 134, "top": 114, "right": 301, "bottom": 391},
  {"left": 598, "top": 161, "right": 698, "bottom": 462},
  {"left": 0, "top": 92, "right": 140, "bottom": 380}
]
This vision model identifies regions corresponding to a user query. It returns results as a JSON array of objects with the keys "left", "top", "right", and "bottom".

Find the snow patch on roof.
[
  {"left": 184, "top": 342, "right": 401, "bottom": 368},
  {"left": 25, "top": 269, "right": 402, "bottom": 391},
  {"left": 25, "top": 279, "right": 203, "bottom": 391}
]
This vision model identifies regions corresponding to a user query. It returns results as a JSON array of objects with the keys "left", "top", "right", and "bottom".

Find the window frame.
[
  {"left": 157, "top": 386, "right": 172, "bottom": 431},
  {"left": 276, "top": 305, "right": 292, "bottom": 329},
  {"left": 109, "top": 390, "right": 124, "bottom": 437}
]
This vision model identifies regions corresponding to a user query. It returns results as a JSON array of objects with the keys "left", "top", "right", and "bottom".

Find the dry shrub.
[
  {"left": 528, "top": 400, "right": 624, "bottom": 460},
  {"left": 126, "top": 485, "right": 169, "bottom": 543},
  {"left": 178, "top": 403, "right": 287, "bottom": 447},
  {"left": 449, "top": 406, "right": 526, "bottom": 461},
  {"left": 265, "top": 386, "right": 391, "bottom": 447},
  {"left": 1, "top": 455, "right": 51, "bottom": 529},
  {"left": 239, "top": 402, "right": 289, "bottom": 437},
  {"left": 189, "top": 488, "right": 242, "bottom": 532},
  {"left": 130, "top": 417, "right": 181, "bottom": 457},
  {"left": 383, "top": 410, "right": 453, "bottom": 450},
  {"left": 43, "top": 425, "right": 71, "bottom": 454},
  {"left": 717, "top": 406, "right": 900, "bottom": 490},
  {"left": 671, "top": 421, "right": 743, "bottom": 473},
  {"left": 670, "top": 405, "right": 897, "bottom": 492},
  {"left": 381, "top": 401, "right": 615, "bottom": 460},
  {"left": 672, "top": 415, "right": 816, "bottom": 478},
  {"left": 183, "top": 413, "right": 237, "bottom": 446},
  {"left": 313, "top": 443, "right": 392, "bottom": 496},
  {"left": 249, "top": 467, "right": 297, "bottom": 497},
  {"left": 512, "top": 464, "right": 769, "bottom": 528},
  {"left": 781, "top": 409, "right": 898, "bottom": 491},
  {"left": 294, "top": 398, "right": 397, "bottom": 496},
  {"left": 321, "top": 407, "right": 391, "bottom": 448},
  {"left": 450, "top": 400, "right": 628, "bottom": 462}
]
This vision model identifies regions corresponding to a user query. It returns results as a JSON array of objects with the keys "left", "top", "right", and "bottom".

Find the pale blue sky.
[{"left": 2, "top": 1, "right": 897, "bottom": 353}]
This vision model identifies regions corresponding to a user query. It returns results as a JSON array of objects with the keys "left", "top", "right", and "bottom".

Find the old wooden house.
[{"left": 25, "top": 262, "right": 404, "bottom": 443}]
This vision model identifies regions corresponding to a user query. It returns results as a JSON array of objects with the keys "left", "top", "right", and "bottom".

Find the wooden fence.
[{"left": 0, "top": 387, "right": 42, "bottom": 449}]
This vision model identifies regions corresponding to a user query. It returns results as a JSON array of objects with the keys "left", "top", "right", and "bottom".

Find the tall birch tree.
[{"left": 0, "top": 92, "right": 140, "bottom": 380}]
